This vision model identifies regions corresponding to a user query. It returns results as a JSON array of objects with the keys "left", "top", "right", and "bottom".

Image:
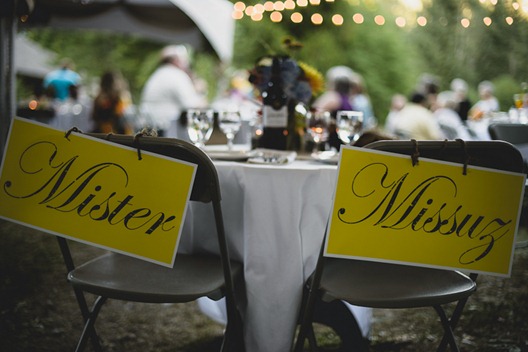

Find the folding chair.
[
  {"left": 56, "top": 134, "right": 244, "bottom": 352},
  {"left": 488, "top": 123, "right": 528, "bottom": 145},
  {"left": 294, "top": 140, "right": 525, "bottom": 352}
]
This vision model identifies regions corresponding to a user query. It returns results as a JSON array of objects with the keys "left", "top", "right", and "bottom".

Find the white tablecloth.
[{"left": 179, "top": 158, "right": 371, "bottom": 352}]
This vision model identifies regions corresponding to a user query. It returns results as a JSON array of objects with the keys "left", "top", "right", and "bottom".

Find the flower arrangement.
[{"left": 248, "top": 38, "right": 324, "bottom": 105}]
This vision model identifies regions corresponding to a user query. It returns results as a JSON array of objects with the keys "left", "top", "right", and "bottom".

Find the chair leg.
[
  {"left": 434, "top": 305, "right": 460, "bottom": 352},
  {"left": 221, "top": 312, "right": 245, "bottom": 352},
  {"left": 75, "top": 296, "right": 107, "bottom": 352},
  {"left": 436, "top": 297, "right": 470, "bottom": 352}
]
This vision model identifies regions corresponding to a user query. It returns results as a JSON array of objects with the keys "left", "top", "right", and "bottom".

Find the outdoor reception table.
[{"left": 178, "top": 155, "right": 371, "bottom": 352}]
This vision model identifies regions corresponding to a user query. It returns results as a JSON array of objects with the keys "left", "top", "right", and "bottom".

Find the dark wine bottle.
[{"left": 258, "top": 57, "right": 289, "bottom": 150}]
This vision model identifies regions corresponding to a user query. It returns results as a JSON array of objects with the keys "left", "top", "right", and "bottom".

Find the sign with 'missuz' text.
[
  {"left": 0, "top": 117, "right": 196, "bottom": 267},
  {"left": 326, "top": 145, "right": 526, "bottom": 277}
]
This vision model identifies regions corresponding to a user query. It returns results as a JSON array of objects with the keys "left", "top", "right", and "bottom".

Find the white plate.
[
  {"left": 311, "top": 150, "right": 339, "bottom": 164},
  {"left": 203, "top": 145, "right": 252, "bottom": 161},
  {"left": 247, "top": 149, "right": 297, "bottom": 165},
  {"left": 206, "top": 150, "right": 251, "bottom": 161}
]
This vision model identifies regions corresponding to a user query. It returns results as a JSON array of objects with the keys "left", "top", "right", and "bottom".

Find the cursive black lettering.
[
  {"left": 336, "top": 162, "right": 514, "bottom": 265},
  {"left": 3, "top": 140, "right": 181, "bottom": 236}
]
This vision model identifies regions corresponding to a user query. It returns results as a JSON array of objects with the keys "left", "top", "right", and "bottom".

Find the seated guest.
[
  {"left": 434, "top": 91, "right": 475, "bottom": 140},
  {"left": 391, "top": 92, "right": 445, "bottom": 140}
]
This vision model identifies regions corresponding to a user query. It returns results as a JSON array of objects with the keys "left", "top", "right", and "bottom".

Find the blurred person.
[
  {"left": 450, "top": 78, "right": 472, "bottom": 122},
  {"left": 384, "top": 93, "right": 407, "bottom": 136},
  {"left": 313, "top": 66, "right": 356, "bottom": 115},
  {"left": 43, "top": 58, "right": 82, "bottom": 101},
  {"left": 434, "top": 91, "right": 474, "bottom": 140},
  {"left": 140, "top": 45, "right": 207, "bottom": 138},
  {"left": 416, "top": 73, "right": 440, "bottom": 111},
  {"left": 349, "top": 71, "right": 377, "bottom": 130},
  {"left": 469, "top": 80, "right": 500, "bottom": 120},
  {"left": 91, "top": 70, "right": 133, "bottom": 134},
  {"left": 313, "top": 66, "right": 356, "bottom": 150},
  {"left": 391, "top": 92, "right": 444, "bottom": 140}
]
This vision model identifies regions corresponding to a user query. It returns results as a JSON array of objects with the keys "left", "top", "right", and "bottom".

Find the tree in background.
[
  {"left": 20, "top": 0, "right": 528, "bottom": 124},
  {"left": 232, "top": 0, "right": 418, "bottom": 124},
  {"left": 411, "top": 0, "right": 528, "bottom": 110}
]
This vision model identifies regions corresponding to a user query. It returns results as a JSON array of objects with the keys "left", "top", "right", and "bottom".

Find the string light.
[
  {"left": 284, "top": 0, "right": 296, "bottom": 10},
  {"left": 296, "top": 0, "right": 308, "bottom": 7},
  {"left": 311, "top": 13, "right": 323, "bottom": 24},
  {"left": 352, "top": 13, "right": 364, "bottom": 24},
  {"left": 291, "top": 12, "right": 303, "bottom": 23},
  {"left": 332, "top": 14, "right": 344, "bottom": 25},
  {"left": 274, "top": 1, "right": 285, "bottom": 11},
  {"left": 395, "top": 16, "right": 406, "bottom": 28},
  {"left": 232, "top": 1, "right": 527, "bottom": 29}
]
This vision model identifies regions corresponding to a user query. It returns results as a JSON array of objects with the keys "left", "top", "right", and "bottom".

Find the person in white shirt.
[
  {"left": 140, "top": 45, "right": 207, "bottom": 138},
  {"left": 434, "top": 91, "right": 475, "bottom": 140},
  {"left": 469, "top": 80, "right": 500, "bottom": 120},
  {"left": 392, "top": 92, "right": 444, "bottom": 140}
]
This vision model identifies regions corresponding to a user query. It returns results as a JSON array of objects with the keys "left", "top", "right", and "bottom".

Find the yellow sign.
[
  {"left": 326, "top": 146, "right": 526, "bottom": 277},
  {"left": 0, "top": 117, "right": 196, "bottom": 267}
]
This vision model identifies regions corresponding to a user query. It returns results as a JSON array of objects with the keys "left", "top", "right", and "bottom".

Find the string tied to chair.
[
  {"left": 411, "top": 139, "right": 420, "bottom": 166},
  {"left": 134, "top": 132, "right": 145, "bottom": 160},
  {"left": 455, "top": 139, "right": 470, "bottom": 175},
  {"left": 64, "top": 127, "right": 83, "bottom": 141}
]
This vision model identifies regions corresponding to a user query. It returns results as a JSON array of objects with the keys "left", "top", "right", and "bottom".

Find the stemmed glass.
[
  {"left": 186, "top": 108, "right": 214, "bottom": 148},
  {"left": 307, "top": 110, "right": 330, "bottom": 152},
  {"left": 336, "top": 110, "right": 364, "bottom": 144},
  {"left": 218, "top": 109, "right": 242, "bottom": 150}
]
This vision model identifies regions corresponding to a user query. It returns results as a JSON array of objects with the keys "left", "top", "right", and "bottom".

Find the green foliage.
[
  {"left": 20, "top": 0, "right": 528, "bottom": 126},
  {"left": 492, "top": 75, "right": 523, "bottom": 111},
  {"left": 232, "top": 0, "right": 419, "bottom": 123}
]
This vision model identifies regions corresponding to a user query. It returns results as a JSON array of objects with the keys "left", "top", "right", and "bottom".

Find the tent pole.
[{"left": 0, "top": 0, "right": 17, "bottom": 162}]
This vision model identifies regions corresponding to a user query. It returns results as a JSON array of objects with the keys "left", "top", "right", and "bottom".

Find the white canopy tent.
[
  {"left": 15, "top": 33, "right": 56, "bottom": 78},
  {"left": 0, "top": 0, "right": 235, "bottom": 158},
  {"left": 23, "top": 0, "right": 234, "bottom": 62}
]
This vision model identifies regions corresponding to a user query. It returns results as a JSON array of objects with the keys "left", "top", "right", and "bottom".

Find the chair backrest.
[
  {"left": 488, "top": 123, "right": 528, "bottom": 145},
  {"left": 88, "top": 133, "right": 220, "bottom": 203},
  {"left": 365, "top": 139, "right": 524, "bottom": 173}
]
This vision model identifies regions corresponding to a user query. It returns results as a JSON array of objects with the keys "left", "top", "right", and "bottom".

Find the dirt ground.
[{"left": 1, "top": 218, "right": 528, "bottom": 352}]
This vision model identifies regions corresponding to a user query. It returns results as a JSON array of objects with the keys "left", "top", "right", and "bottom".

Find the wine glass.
[
  {"left": 307, "top": 110, "right": 330, "bottom": 152},
  {"left": 218, "top": 109, "right": 242, "bottom": 150},
  {"left": 336, "top": 110, "right": 364, "bottom": 144},
  {"left": 513, "top": 93, "right": 524, "bottom": 109},
  {"left": 186, "top": 109, "right": 214, "bottom": 148}
]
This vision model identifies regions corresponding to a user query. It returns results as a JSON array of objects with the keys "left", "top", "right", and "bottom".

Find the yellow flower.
[{"left": 298, "top": 61, "right": 325, "bottom": 96}]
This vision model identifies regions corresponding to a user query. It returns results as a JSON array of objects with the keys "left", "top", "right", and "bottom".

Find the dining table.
[{"left": 177, "top": 146, "right": 372, "bottom": 352}]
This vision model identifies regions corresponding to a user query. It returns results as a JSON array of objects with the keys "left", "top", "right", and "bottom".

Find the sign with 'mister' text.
[
  {"left": 326, "top": 145, "right": 526, "bottom": 277},
  {"left": 0, "top": 117, "right": 196, "bottom": 267}
]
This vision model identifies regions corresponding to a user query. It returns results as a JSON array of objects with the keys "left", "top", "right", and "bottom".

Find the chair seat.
[
  {"left": 320, "top": 258, "right": 476, "bottom": 309},
  {"left": 68, "top": 252, "right": 243, "bottom": 303}
]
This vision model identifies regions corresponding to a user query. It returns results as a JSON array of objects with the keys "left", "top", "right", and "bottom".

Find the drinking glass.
[
  {"left": 218, "top": 110, "right": 242, "bottom": 150},
  {"left": 186, "top": 109, "right": 214, "bottom": 148},
  {"left": 336, "top": 110, "right": 364, "bottom": 144},
  {"left": 513, "top": 93, "right": 524, "bottom": 109},
  {"left": 307, "top": 110, "right": 330, "bottom": 152}
]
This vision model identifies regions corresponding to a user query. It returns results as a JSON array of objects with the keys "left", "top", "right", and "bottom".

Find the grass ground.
[{"left": 1, "top": 219, "right": 527, "bottom": 351}]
